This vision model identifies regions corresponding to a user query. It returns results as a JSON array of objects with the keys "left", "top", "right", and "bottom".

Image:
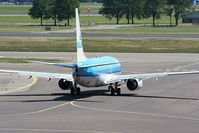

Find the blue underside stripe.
[
  {"left": 77, "top": 70, "right": 121, "bottom": 76},
  {"left": 77, "top": 67, "right": 121, "bottom": 76}
]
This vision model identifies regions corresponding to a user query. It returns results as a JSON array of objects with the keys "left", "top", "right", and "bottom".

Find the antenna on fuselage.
[{"left": 76, "top": 8, "right": 87, "bottom": 62}]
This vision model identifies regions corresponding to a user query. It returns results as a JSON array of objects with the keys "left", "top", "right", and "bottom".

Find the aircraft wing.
[
  {"left": 0, "top": 69, "right": 74, "bottom": 81},
  {"left": 109, "top": 71, "right": 199, "bottom": 83}
]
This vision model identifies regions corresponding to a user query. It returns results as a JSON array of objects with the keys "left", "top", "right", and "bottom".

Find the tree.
[
  {"left": 79, "top": 0, "right": 90, "bottom": 2},
  {"left": 28, "top": 0, "right": 51, "bottom": 26},
  {"left": 144, "top": 0, "right": 166, "bottom": 27},
  {"left": 173, "top": 0, "right": 192, "bottom": 26},
  {"left": 165, "top": 0, "right": 174, "bottom": 26},
  {"left": 123, "top": 0, "right": 144, "bottom": 24},
  {"left": 4, "top": 0, "right": 14, "bottom": 2},
  {"left": 99, "top": 0, "right": 124, "bottom": 24},
  {"left": 56, "top": 0, "right": 79, "bottom": 26},
  {"left": 49, "top": 0, "right": 59, "bottom": 26}
]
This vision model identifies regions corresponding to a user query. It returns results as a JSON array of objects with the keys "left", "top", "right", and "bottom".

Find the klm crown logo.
[
  {"left": 77, "top": 41, "right": 82, "bottom": 48},
  {"left": 77, "top": 37, "right": 83, "bottom": 48}
]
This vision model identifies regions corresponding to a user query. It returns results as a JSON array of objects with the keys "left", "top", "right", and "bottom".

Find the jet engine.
[
  {"left": 58, "top": 79, "right": 73, "bottom": 90},
  {"left": 126, "top": 79, "right": 143, "bottom": 91}
]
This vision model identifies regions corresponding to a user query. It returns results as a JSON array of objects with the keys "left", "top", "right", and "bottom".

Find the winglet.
[{"left": 76, "top": 8, "right": 87, "bottom": 62}]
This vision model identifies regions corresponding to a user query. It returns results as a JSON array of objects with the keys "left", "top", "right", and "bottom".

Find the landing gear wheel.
[
  {"left": 111, "top": 87, "right": 115, "bottom": 96},
  {"left": 108, "top": 86, "right": 111, "bottom": 92},
  {"left": 76, "top": 87, "right": 81, "bottom": 95},
  {"left": 70, "top": 87, "right": 75, "bottom": 95},
  {"left": 116, "top": 88, "right": 121, "bottom": 96},
  {"left": 109, "top": 82, "right": 121, "bottom": 96},
  {"left": 70, "top": 82, "right": 81, "bottom": 95}
]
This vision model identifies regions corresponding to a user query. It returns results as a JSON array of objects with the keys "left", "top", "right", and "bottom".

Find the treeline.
[
  {"left": 100, "top": 0, "right": 193, "bottom": 26},
  {"left": 28, "top": 0, "right": 79, "bottom": 26},
  {"left": 3, "top": 0, "right": 102, "bottom": 2},
  {"left": 29, "top": 0, "right": 193, "bottom": 26},
  {"left": 1, "top": 0, "right": 32, "bottom": 2}
]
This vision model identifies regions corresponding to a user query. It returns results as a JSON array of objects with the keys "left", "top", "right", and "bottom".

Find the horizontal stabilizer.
[{"left": 27, "top": 60, "right": 74, "bottom": 68}]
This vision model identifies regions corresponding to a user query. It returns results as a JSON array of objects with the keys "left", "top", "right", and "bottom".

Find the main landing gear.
[
  {"left": 108, "top": 82, "right": 121, "bottom": 96},
  {"left": 70, "top": 82, "right": 81, "bottom": 95}
]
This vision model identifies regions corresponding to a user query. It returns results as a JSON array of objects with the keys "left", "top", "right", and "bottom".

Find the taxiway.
[
  {"left": 1, "top": 33, "right": 199, "bottom": 38},
  {"left": 0, "top": 52, "right": 199, "bottom": 133}
]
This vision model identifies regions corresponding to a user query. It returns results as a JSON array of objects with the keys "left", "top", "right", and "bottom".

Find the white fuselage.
[
  {"left": 73, "top": 56, "right": 122, "bottom": 87},
  {"left": 73, "top": 73, "right": 121, "bottom": 87}
]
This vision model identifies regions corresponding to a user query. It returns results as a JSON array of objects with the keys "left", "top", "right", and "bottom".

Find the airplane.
[{"left": 0, "top": 8, "right": 199, "bottom": 96}]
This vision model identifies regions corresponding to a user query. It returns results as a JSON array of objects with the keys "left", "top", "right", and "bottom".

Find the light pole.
[{"left": 88, "top": 7, "right": 90, "bottom": 25}]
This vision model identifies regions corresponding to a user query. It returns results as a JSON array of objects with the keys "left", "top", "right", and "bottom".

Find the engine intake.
[
  {"left": 126, "top": 79, "right": 143, "bottom": 91},
  {"left": 58, "top": 79, "right": 73, "bottom": 90}
]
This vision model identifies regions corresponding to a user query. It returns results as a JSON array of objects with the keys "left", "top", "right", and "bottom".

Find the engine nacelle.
[
  {"left": 58, "top": 79, "right": 73, "bottom": 90},
  {"left": 126, "top": 79, "right": 143, "bottom": 91}
]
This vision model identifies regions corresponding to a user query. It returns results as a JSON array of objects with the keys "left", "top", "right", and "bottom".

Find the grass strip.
[{"left": 1, "top": 37, "right": 199, "bottom": 53}]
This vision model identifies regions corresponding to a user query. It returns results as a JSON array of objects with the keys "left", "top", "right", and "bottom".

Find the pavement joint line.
[
  {"left": 122, "top": 71, "right": 142, "bottom": 74},
  {"left": 171, "top": 62, "right": 199, "bottom": 72},
  {"left": 0, "top": 102, "right": 71, "bottom": 117},
  {"left": 142, "top": 62, "right": 199, "bottom": 81},
  {"left": 0, "top": 128, "right": 121, "bottom": 133},
  {"left": 138, "top": 90, "right": 165, "bottom": 93},
  {"left": 70, "top": 101, "right": 199, "bottom": 121}
]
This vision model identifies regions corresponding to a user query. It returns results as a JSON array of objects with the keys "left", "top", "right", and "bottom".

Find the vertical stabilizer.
[{"left": 76, "top": 8, "right": 87, "bottom": 62}]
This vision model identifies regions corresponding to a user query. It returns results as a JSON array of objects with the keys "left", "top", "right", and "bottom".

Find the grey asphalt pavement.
[
  {"left": 1, "top": 32, "right": 199, "bottom": 38},
  {"left": 0, "top": 53, "right": 199, "bottom": 133}
]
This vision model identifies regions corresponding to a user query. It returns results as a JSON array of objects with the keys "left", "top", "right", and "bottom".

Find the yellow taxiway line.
[
  {"left": 71, "top": 101, "right": 199, "bottom": 121},
  {"left": 0, "top": 102, "right": 70, "bottom": 117},
  {"left": 0, "top": 76, "right": 38, "bottom": 95},
  {"left": 0, "top": 61, "right": 199, "bottom": 122},
  {"left": 70, "top": 62, "right": 199, "bottom": 121}
]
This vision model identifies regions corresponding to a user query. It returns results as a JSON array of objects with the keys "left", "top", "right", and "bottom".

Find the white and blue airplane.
[{"left": 1, "top": 8, "right": 199, "bottom": 95}]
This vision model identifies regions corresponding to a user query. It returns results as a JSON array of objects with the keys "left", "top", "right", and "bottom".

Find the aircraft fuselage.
[{"left": 73, "top": 56, "right": 122, "bottom": 87}]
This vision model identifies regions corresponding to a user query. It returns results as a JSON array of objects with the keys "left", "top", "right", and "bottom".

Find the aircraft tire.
[
  {"left": 71, "top": 87, "right": 75, "bottom": 95},
  {"left": 76, "top": 87, "right": 81, "bottom": 95},
  {"left": 111, "top": 87, "right": 115, "bottom": 96},
  {"left": 116, "top": 88, "right": 121, "bottom": 96}
]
